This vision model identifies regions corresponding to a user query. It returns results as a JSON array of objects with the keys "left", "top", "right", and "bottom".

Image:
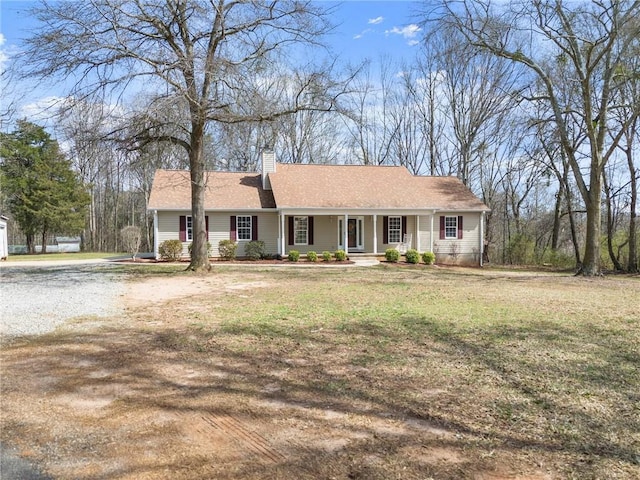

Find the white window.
[
  {"left": 388, "top": 216, "right": 401, "bottom": 244},
  {"left": 186, "top": 215, "right": 193, "bottom": 241},
  {"left": 294, "top": 216, "right": 308, "bottom": 245},
  {"left": 237, "top": 216, "right": 252, "bottom": 240},
  {"left": 445, "top": 216, "right": 458, "bottom": 239}
]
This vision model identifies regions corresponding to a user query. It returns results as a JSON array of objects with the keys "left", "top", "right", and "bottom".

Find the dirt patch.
[{"left": 123, "top": 274, "right": 270, "bottom": 309}]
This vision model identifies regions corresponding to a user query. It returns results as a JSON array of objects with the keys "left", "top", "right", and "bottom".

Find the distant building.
[{"left": 0, "top": 215, "right": 8, "bottom": 260}]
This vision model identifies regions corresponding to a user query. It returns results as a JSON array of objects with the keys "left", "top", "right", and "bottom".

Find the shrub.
[
  {"left": 422, "top": 251, "right": 436, "bottom": 265},
  {"left": 188, "top": 241, "right": 212, "bottom": 257},
  {"left": 385, "top": 248, "right": 400, "bottom": 263},
  {"left": 218, "top": 239, "right": 237, "bottom": 261},
  {"left": 506, "top": 233, "right": 535, "bottom": 265},
  {"left": 334, "top": 249, "right": 347, "bottom": 261},
  {"left": 322, "top": 251, "right": 332, "bottom": 262},
  {"left": 120, "top": 225, "right": 142, "bottom": 261},
  {"left": 244, "top": 240, "right": 266, "bottom": 260},
  {"left": 288, "top": 250, "right": 300, "bottom": 262},
  {"left": 158, "top": 239, "right": 183, "bottom": 262},
  {"left": 307, "top": 251, "right": 318, "bottom": 262},
  {"left": 405, "top": 249, "right": 420, "bottom": 264}
]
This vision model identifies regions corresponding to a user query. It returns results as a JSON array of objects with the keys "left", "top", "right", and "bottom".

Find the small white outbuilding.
[{"left": 0, "top": 215, "right": 8, "bottom": 260}]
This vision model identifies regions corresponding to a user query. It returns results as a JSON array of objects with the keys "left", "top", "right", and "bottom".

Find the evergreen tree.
[{"left": 0, "top": 121, "right": 89, "bottom": 253}]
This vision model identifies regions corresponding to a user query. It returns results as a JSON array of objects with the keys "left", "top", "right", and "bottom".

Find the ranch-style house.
[{"left": 148, "top": 151, "right": 491, "bottom": 266}]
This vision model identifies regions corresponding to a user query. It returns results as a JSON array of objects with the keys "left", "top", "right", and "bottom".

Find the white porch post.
[
  {"left": 153, "top": 210, "right": 159, "bottom": 259},
  {"left": 373, "top": 215, "right": 378, "bottom": 255},
  {"left": 343, "top": 214, "right": 349, "bottom": 255},
  {"left": 416, "top": 215, "right": 420, "bottom": 252},
  {"left": 430, "top": 214, "right": 434, "bottom": 253},
  {"left": 480, "top": 212, "right": 485, "bottom": 267},
  {"left": 280, "top": 212, "right": 285, "bottom": 256}
]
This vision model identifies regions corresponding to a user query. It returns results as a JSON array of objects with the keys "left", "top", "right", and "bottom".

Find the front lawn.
[{"left": 1, "top": 266, "right": 638, "bottom": 479}]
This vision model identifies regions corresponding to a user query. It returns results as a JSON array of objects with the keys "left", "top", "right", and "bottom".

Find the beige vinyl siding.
[
  {"left": 210, "top": 212, "right": 279, "bottom": 257},
  {"left": 284, "top": 215, "right": 338, "bottom": 254},
  {"left": 156, "top": 211, "right": 278, "bottom": 258},
  {"left": 302, "top": 216, "right": 335, "bottom": 254},
  {"left": 432, "top": 213, "right": 481, "bottom": 266},
  {"left": 156, "top": 211, "right": 189, "bottom": 256},
  {"left": 376, "top": 215, "right": 416, "bottom": 251},
  {"left": 417, "top": 215, "right": 434, "bottom": 253}
]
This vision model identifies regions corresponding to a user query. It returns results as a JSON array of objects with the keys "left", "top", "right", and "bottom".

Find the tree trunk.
[
  {"left": 40, "top": 228, "right": 48, "bottom": 254},
  {"left": 564, "top": 184, "right": 581, "bottom": 268},
  {"left": 551, "top": 180, "right": 564, "bottom": 251},
  {"left": 627, "top": 148, "right": 638, "bottom": 273},
  {"left": 187, "top": 119, "right": 211, "bottom": 272},
  {"left": 581, "top": 167, "right": 602, "bottom": 276},
  {"left": 603, "top": 170, "right": 624, "bottom": 271},
  {"left": 26, "top": 233, "right": 35, "bottom": 254}
]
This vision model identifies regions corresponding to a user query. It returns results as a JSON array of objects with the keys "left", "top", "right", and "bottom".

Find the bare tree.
[
  {"left": 120, "top": 225, "right": 142, "bottom": 261},
  {"left": 18, "top": 0, "right": 350, "bottom": 271},
  {"left": 426, "top": 24, "right": 522, "bottom": 188},
  {"left": 342, "top": 58, "right": 400, "bottom": 166},
  {"left": 435, "top": 0, "right": 640, "bottom": 275}
]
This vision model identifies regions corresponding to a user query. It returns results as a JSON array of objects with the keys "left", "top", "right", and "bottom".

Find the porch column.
[
  {"left": 343, "top": 214, "right": 349, "bottom": 255},
  {"left": 280, "top": 212, "right": 285, "bottom": 256},
  {"left": 153, "top": 210, "right": 159, "bottom": 259},
  {"left": 373, "top": 215, "right": 378, "bottom": 255},
  {"left": 480, "top": 212, "right": 485, "bottom": 267},
  {"left": 430, "top": 214, "right": 434, "bottom": 253}
]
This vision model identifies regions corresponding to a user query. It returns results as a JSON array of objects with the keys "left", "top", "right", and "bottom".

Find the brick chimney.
[{"left": 261, "top": 148, "right": 275, "bottom": 190}]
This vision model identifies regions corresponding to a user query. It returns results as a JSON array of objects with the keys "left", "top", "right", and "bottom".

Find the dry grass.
[{"left": 1, "top": 265, "right": 639, "bottom": 479}]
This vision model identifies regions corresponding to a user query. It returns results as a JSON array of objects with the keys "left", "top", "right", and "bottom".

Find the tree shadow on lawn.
[
  {"left": 396, "top": 316, "right": 640, "bottom": 468},
  {"left": 1, "top": 316, "right": 638, "bottom": 479}
]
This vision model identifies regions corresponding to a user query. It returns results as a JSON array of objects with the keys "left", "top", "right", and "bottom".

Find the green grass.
[
  {"left": 2, "top": 266, "right": 639, "bottom": 479},
  {"left": 189, "top": 267, "right": 640, "bottom": 477},
  {"left": 5, "top": 251, "right": 122, "bottom": 262}
]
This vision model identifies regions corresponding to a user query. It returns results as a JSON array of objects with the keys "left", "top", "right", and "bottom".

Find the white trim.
[
  {"left": 153, "top": 210, "right": 159, "bottom": 259},
  {"left": 338, "top": 216, "right": 364, "bottom": 251},
  {"left": 430, "top": 215, "right": 434, "bottom": 253},
  {"left": 279, "top": 212, "right": 285, "bottom": 256},
  {"left": 344, "top": 214, "right": 349, "bottom": 254},
  {"left": 373, "top": 215, "right": 378, "bottom": 254},
  {"left": 444, "top": 215, "right": 458, "bottom": 239},
  {"left": 480, "top": 211, "right": 485, "bottom": 267},
  {"left": 293, "top": 216, "right": 309, "bottom": 245},
  {"left": 186, "top": 215, "right": 194, "bottom": 242},
  {"left": 236, "top": 215, "right": 252, "bottom": 241},
  {"left": 388, "top": 215, "right": 402, "bottom": 244}
]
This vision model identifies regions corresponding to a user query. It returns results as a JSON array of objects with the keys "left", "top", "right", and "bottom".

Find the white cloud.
[
  {"left": 353, "top": 28, "right": 373, "bottom": 40},
  {"left": 368, "top": 16, "right": 384, "bottom": 25},
  {"left": 385, "top": 24, "right": 422, "bottom": 40},
  {"left": 19, "top": 96, "right": 70, "bottom": 123}
]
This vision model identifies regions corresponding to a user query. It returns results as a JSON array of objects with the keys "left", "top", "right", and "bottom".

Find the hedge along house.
[{"left": 148, "top": 151, "right": 491, "bottom": 266}]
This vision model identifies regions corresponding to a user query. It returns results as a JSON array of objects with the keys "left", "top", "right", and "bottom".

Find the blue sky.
[{"left": 0, "top": 1, "right": 422, "bottom": 120}]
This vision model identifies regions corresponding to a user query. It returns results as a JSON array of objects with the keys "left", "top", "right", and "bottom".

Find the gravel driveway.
[{"left": 0, "top": 263, "right": 127, "bottom": 337}]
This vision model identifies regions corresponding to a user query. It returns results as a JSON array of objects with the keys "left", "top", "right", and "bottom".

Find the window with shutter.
[
  {"left": 388, "top": 216, "right": 402, "bottom": 244},
  {"left": 237, "top": 215, "right": 252, "bottom": 240},
  {"left": 182, "top": 215, "right": 193, "bottom": 241},
  {"left": 444, "top": 216, "right": 457, "bottom": 239},
  {"left": 294, "top": 216, "right": 308, "bottom": 245}
]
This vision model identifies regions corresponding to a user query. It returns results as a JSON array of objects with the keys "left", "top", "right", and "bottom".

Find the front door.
[
  {"left": 339, "top": 217, "right": 364, "bottom": 250},
  {"left": 348, "top": 219, "right": 358, "bottom": 248}
]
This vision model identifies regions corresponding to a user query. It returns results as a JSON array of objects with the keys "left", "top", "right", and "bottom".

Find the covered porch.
[{"left": 275, "top": 211, "right": 438, "bottom": 257}]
